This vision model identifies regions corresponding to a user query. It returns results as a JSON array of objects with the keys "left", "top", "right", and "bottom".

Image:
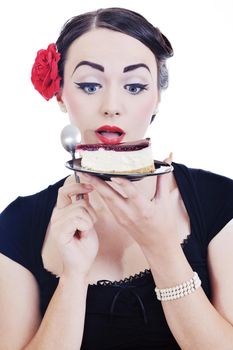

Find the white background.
[{"left": 0, "top": 0, "right": 232, "bottom": 211}]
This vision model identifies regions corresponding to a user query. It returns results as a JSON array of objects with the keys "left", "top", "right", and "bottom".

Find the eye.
[
  {"left": 74, "top": 82, "right": 102, "bottom": 94},
  {"left": 124, "top": 83, "right": 148, "bottom": 95}
]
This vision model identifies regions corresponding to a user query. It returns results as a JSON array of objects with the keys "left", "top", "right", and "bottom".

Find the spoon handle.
[
  {"left": 74, "top": 171, "right": 83, "bottom": 200},
  {"left": 73, "top": 172, "right": 83, "bottom": 239},
  {"left": 71, "top": 153, "right": 83, "bottom": 200}
]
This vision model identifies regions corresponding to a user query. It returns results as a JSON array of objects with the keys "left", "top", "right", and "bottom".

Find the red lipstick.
[{"left": 95, "top": 125, "right": 125, "bottom": 144}]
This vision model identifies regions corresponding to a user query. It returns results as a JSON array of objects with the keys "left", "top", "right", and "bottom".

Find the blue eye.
[
  {"left": 124, "top": 83, "right": 148, "bottom": 95},
  {"left": 74, "top": 82, "right": 102, "bottom": 94}
]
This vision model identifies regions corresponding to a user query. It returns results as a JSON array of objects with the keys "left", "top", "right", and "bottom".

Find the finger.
[
  {"left": 83, "top": 173, "right": 140, "bottom": 203},
  {"left": 73, "top": 203, "right": 97, "bottom": 226},
  {"left": 155, "top": 152, "right": 173, "bottom": 199},
  {"left": 155, "top": 173, "right": 170, "bottom": 199},
  {"left": 55, "top": 215, "right": 94, "bottom": 240},
  {"left": 74, "top": 217, "right": 94, "bottom": 232},
  {"left": 163, "top": 152, "right": 173, "bottom": 165},
  {"left": 82, "top": 175, "right": 137, "bottom": 222},
  {"left": 53, "top": 205, "right": 95, "bottom": 235},
  {"left": 78, "top": 226, "right": 96, "bottom": 240},
  {"left": 81, "top": 175, "right": 149, "bottom": 225},
  {"left": 81, "top": 200, "right": 97, "bottom": 224},
  {"left": 56, "top": 183, "right": 94, "bottom": 209},
  {"left": 110, "top": 177, "right": 140, "bottom": 201},
  {"left": 53, "top": 200, "right": 97, "bottom": 225},
  {"left": 82, "top": 174, "right": 126, "bottom": 201}
]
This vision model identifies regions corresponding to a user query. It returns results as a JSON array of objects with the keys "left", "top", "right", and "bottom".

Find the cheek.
[
  {"left": 62, "top": 91, "right": 94, "bottom": 142},
  {"left": 64, "top": 95, "right": 80, "bottom": 115},
  {"left": 146, "top": 89, "right": 159, "bottom": 110},
  {"left": 62, "top": 89, "right": 87, "bottom": 124},
  {"left": 135, "top": 94, "right": 158, "bottom": 121},
  {"left": 128, "top": 94, "right": 158, "bottom": 137}
]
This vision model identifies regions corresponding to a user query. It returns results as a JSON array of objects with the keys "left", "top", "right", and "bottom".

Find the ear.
[
  {"left": 158, "top": 92, "right": 161, "bottom": 104},
  {"left": 56, "top": 92, "right": 67, "bottom": 113}
]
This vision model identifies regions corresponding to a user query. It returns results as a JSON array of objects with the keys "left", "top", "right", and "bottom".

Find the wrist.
[
  {"left": 59, "top": 271, "right": 89, "bottom": 289},
  {"left": 142, "top": 238, "right": 182, "bottom": 264},
  {"left": 155, "top": 271, "right": 202, "bottom": 301},
  {"left": 143, "top": 243, "right": 193, "bottom": 287}
]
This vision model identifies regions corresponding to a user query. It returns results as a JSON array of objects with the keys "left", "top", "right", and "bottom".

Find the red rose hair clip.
[{"left": 31, "top": 43, "right": 61, "bottom": 101}]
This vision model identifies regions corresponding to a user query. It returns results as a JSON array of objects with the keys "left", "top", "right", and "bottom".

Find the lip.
[{"left": 95, "top": 125, "right": 126, "bottom": 144}]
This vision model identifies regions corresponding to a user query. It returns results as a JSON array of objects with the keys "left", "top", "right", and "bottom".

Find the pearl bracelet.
[{"left": 155, "top": 272, "right": 201, "bottom": 301}]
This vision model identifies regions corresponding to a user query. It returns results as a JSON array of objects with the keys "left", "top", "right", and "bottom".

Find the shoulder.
[
  {"left": 173, "top": 162, "right": 233, "bottom": 242},
  {"left": 0, "top": 176, "right": 68, "bottom": 239},
  {"left": 173, "top": 162, "right": 233, "bottom": 188},
  {"left": 0, "top": 177, "right": 67, "bottom": 273},
  {"left": 173, "top": 162, "right": 233, "bottom": 200},
  {"left": 1, "top": 177, "right": 67, "bottom": 217}
]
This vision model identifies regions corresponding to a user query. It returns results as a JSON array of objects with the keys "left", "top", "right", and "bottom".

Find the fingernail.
[
  {"left": 111, "top": 177, "right": 122, "bottom": 184},
  {"left": 82, "top": 173, "right": 91, "bottom": 180},
  {"left": 83, "top": 184, "right": 94, "bottom": 190},
  {"left": 169, "top": 152, "right": 173, "bottom": 161}
]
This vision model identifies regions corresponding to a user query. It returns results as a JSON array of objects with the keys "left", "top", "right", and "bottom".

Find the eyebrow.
[
  {"left": 72, "top": 61, "right": 104, "bottom": 75},
  {"left": 123, "top": 63, "right": 151, "bottom": 73},
  {"left": 72, "top": 61, "right": 151, "bottom": 75}
]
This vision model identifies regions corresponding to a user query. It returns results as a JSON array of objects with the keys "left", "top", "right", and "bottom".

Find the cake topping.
[{"left": 76, "top": 138, "right": 151, "bottom": 152}]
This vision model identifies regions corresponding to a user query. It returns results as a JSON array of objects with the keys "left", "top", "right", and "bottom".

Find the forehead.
[{"left": 65, "top": 28, "right": 157, "bottom": 73}]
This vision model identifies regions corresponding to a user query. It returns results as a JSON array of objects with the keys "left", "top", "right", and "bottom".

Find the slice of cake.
[{"left": 76, "top": 138, "right": 155, "bottom": 174}]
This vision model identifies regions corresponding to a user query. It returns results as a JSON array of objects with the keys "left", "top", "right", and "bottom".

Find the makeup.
[{"left": 95, "top": 125, "right": 125, "bottom": 144}]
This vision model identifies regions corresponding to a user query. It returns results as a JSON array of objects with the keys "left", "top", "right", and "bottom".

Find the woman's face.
[{"left": 61, "top": 28, "right": 159, "bottom": 144}]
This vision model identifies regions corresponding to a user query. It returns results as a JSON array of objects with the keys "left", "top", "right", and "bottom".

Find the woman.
[{"left": 0, "top": 7, "right": 233, "bottom": 350}]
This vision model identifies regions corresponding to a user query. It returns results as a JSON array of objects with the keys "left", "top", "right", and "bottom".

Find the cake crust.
[{"left": 81, "top": 164, "right": 155, "bottom": 174}]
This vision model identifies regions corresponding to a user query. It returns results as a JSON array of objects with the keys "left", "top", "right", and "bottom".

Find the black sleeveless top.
[{"left": 0, "top": 163, "right": 233, "bottom": 349}]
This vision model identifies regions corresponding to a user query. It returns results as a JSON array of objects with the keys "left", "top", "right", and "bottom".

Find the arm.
[
  {"left": 0, "top": 180, "right": 99, "bottom": 350},
  {"left": 25, "top": 272, "right": 88, "bottom": 350},
  {"left": 83, "top": 171, "right": 233, "bottom": 349},
  {"left": 143, "top": 219, "right": 233, "bottom": 350},
  {"left": 0, "top": 254, "right": 41, "bottom": 350},
  {"left": 208, "top": 218, "right": 233, "bottom": 324},
  {"left": 0, "top": 253, "right": 87, "bottom": 350}
]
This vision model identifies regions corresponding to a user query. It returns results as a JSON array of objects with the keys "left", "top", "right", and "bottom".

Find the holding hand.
[
  {"left": 42, "top": 181, "right": 99, "bottom": 279},
  {"left": 80, "top": 154, "right": 179, "bottom": 252}
]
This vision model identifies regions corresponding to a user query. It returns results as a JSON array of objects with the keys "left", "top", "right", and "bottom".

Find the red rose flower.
[{"left": 31, "top": 43, "right": 61, "bottom": 101}]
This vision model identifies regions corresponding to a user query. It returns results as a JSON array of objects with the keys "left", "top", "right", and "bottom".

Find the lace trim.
[
  {"left": 180, "top": 232, "right": 191, "bottom": 247},
  {"left": 89, "top": 232, "right": 191, "bottom": 287},
  {"left": 90, "top": 268, "right": 151, "bottom": 287}
]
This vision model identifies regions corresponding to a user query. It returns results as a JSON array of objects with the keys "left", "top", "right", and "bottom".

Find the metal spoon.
[{"left": 60, "top": 124, "right": 83, "bottom": 199}]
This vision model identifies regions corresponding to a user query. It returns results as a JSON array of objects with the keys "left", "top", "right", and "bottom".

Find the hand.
[
  {"left": 42, "top": 181, "right": 99, "bottom": 278},
  {"left": 81, "top": 154, "right": 179, "bottom": 251}
]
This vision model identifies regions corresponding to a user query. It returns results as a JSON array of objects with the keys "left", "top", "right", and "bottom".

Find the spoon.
[{"left": 60, "top": 124, "right": 83, "bottom": 199}]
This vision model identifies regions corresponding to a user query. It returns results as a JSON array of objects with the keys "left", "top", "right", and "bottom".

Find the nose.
[
  {"left": 104, "top": 110, "right": 120, "bottom": 117},
  {"left": 100, "top": 87, "right": 122, "bottom": 117}
]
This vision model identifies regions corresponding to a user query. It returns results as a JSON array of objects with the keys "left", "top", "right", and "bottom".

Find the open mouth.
[{"left": 95, "top": 125, "right": 126, "bottom": 144}]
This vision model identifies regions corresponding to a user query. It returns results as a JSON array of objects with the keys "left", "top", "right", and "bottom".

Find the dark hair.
[{"left": 56, "top": 7, "right": 173, "bottom": 90}]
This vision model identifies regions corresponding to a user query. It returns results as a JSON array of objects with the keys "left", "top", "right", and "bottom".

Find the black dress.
[{"left": 0, "top": 163, "right": 233, "bottom": 349}]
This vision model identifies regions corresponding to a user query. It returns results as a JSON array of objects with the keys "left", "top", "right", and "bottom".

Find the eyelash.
[
  {"left": 125, "top": 83, "right": 148, "bottom": 95},
  {"left": 74, "top": 82, "right": 148, "bottom": 95},
  {"left": 74, "top": 82, "right": 102, "bottom": 94}
]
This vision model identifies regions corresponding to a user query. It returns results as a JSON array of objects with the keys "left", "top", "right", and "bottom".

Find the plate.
[{"left": 65, "top": 158, "right": 173, "bottom": 181}]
